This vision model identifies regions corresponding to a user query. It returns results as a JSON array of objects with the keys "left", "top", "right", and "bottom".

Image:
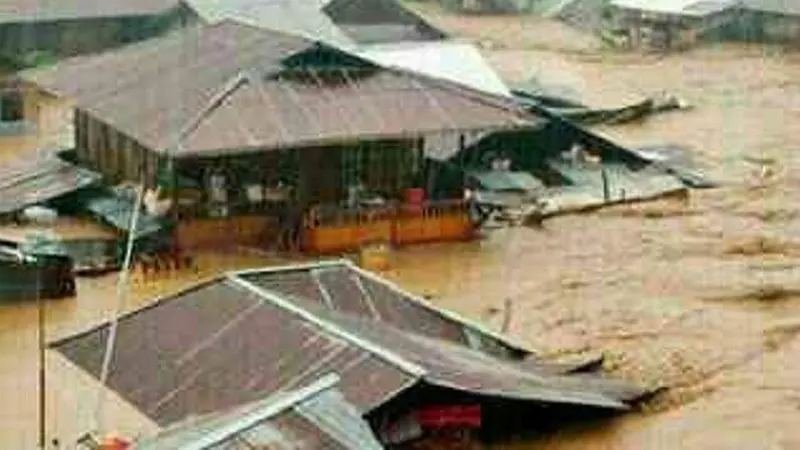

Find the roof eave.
[{"left": 162, "top": 121, "right": 542, "bottom": 160}]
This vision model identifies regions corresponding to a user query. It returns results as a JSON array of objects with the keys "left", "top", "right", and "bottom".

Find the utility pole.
[{"left": 36, "top": 258, "right": 46, "bottom": 450}]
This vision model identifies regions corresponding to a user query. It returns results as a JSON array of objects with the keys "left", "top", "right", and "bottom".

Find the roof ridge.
[
  {"left": 176, "top": 373, "right": 341, "bottom": 450},
  {"left": 343, "top": 260, "right": 535, "bottom": 353},
  {"left": 227, "top": 274, "right": 428, "bottom": 377}
]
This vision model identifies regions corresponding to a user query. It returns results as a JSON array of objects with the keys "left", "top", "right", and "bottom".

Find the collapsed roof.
[
  {"left": 53, "top": 260, "right": 648, "bottom": 431},
  {"left": 22, "top": 21, "right": 537, "bottom": 158}
]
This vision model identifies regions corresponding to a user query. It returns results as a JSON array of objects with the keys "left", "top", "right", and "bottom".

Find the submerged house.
[
  {"left": 734, "top": 0, "right": 800, "bottom": 43},
  {"left": 20, "top": 20, "right": 540, "bottom": 254},
  {"left": 0, "top": 0, "right": 186, "bottom": 67},
  {"left": 607, "top": 0, "right": 800, "bottom": 49},
  {"left": 54, "top": 260, "right": 650, "bottom": 447},
  {"left": 0, "top": 0, "right": 185, "bottom": 135},
  {"left": 607, "top": 0, "right": 740, "bottom": 50}
]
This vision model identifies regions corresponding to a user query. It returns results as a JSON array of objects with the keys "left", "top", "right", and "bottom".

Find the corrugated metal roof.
[
  {"left": 178, "top": 67, "right": 534, "bottom": 158},
  {"left": 0, "top": 153, "right": 101, "bottom": 215},
  {"left": 741, "top": 0, "right": 800, "bottom": 15},
  {"left": 81, "top": 186, "right": 170, "bottom": 238},
  {"left": 469, "top": 170, "right": 545, "bottom": 192},
  {"left": 308, "top": 308, "right": 630, "bottom": 410},
  {"left": 53, "top": 278, "right": 417, "bottom": 425},
  {"left": 611, "top": 0, "right": 737, "bottom": 16},
  {"left": 357, "top": 41, "right": 512, "bottom": 98},
  {"left": 22, "top": 21, "right": 537, "bottom": 158},
  {"left": 22, "top": 21, "right": 314, "bottom": 153},
  {"left": 0, "top": 0, "right": 180, "bottom": 24},
  {"left": 132, "top": 374, "right": 384, "bottom": 450},
  {"left": 52, "top": 263, "right": 647, "bottom": 432},
  {"left": 238, "top": 261, "right": 525, "bottom": 358},
  {"left": 323, "top": 0, "right": 446, "bottom": 41},
  {"left": 185, "top": 0, "right": 356, "bottom": 50}
]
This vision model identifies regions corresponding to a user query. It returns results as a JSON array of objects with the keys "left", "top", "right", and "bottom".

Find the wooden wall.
[{"left": 76, "top": 110, "right": 159, "bottom": 186}]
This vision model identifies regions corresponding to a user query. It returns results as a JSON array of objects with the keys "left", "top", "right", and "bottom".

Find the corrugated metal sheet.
[
  {"left": 470, "top": 170, "right": 545, "bottom": 192},
  {"left": 0, "top": 154, "right": 101, "bottom": 214},
  {"left": 240, "top": 261, "right": 530, "bottom": 358},
  {"left": 53, "top": 279, "right": 416, "bottom": 426},
  {"left": 314, "top": 310, "right": 631, "bottom": 410},
  {"left": 323, "top": 0, "right": 446, "bottom": 41},
  {"left": 741, "top": 0, "right": 800, "bottom": 16},
  {"left": 53, "top": 264, "right": 647, "bottom": 434},
  {"left": 241, "top": 263, "right": 496, "bottom": 351},
  {"left": 185, "top": 0, "right": 356, "bottom": 49},
  {"left": 357, "top": 41, "right": 512, "bottom": 98},
  {"left": 81, "top": 187, "right": 170, "bottom": 239},
  {"left": 0, "top": 0, "right": 179, "bottom": 24},
  {"left": 23, "top": 21, "right": 537, "bottom": 158},
  {"left": 342, "top": 24, "right": 435, "bottom": 44},
  {"left": 132, "top": 375, "right": 384, "bottom": 450},
  {"left": 23, "top": 21, "right": 313, "bottom": 152},
  {"left": 611, "top": 0, "right": 736, "bottom": 16},
  {"left": 171, "top": 66, "right": 536, "bottom": 158}
]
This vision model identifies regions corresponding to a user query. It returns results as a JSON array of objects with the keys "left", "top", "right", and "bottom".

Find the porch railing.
[{"left": 302, "top": 199, "right": 473, "bottom": 254}]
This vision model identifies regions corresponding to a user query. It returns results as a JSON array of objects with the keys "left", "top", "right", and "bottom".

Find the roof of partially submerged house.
[
  {"left": 0, "top": 0, "right": 180, "bottom": 24},
  {"left": 22, "top": 21, "right": 537, "bottom": 158},
  {"left": 52, "top": 260, "right": 647, "bottom": 427},
  {"left": 0, "top": 152, "right": 101, "bottom": 215},
  {"left": 184, "top": 0, "right": 356, "bottom": 49},
  {"left": 741, "top": 0, "right": 800, "bottom": 15},
  {"left": 132, "top": 374, "right": 384, "bottom": 450},
  {"left": 610, "top": 0, "right": 738, "bottom": 16},
  {"left": 184, "top": 0, "right": 446, "bottom": 48},
  {"left": 357, "top": 41, "right": 512, "bottom": 98}
]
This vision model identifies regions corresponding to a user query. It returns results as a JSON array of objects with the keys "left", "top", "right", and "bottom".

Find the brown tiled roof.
[
  {"left": 53, "top": 262, "right": 646, "bottom": 428},
  {"left": 0, "top": 0, "right": 180, "bottom": 24},
  {"left": 23, "top": 21, "right": 539, "bottom": 158}
]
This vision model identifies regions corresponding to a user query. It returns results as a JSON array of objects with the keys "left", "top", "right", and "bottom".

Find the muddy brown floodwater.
[{"left": 2, "top": 6, "right": 800, "bottom": 449}]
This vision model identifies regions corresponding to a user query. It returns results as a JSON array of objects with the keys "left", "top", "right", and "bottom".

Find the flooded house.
[
  {"left": 606, "top": 0, "right": 800, "bottom": 50},
  {"left": 18, "top": 20, "right": 540, "bottom": 255},
  {"left": 607, "top": 0, "right": 740, "bottom": 50},
  {"left": 734, "top": 0, "right": 800, "bottom": 43},
  {"left": 1, "top": 0, "right": 447, "bottom": 158},
  {"left": 53, "top": 260, "right": 651, "bottom": 448}
]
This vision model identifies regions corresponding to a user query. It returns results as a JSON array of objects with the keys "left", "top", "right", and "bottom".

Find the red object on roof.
[
  {"left": 99, "top": 437, "right": 131, "bottom": 450},
  {"left": 416, "top": 405, "right": 482, "bottom": 429},
  {"left": 404, "top": 188, "right": 425, "bottom": 205}
]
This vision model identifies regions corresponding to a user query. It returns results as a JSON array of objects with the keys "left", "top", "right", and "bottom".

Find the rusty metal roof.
[
  {"left": 53, "top": 263, "right": 647, "bottom": 431},
  {"left": 132, "top": 374, "right": 384, "bottom": 450},
  {"left": 238, "top": 261, "right": 529, "bottom": 359},
  {"left": 0, "top": 152, "right": 101, "bottom": 215},
  {"left": 22, "top": 21, "right": 539, "bottom": 158},
  {"left": 54, "top": 278, "right": 417, "bottom": 425}
]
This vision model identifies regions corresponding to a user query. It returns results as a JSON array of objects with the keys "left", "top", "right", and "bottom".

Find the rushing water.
[{"left": 1, "top": 8, "right": 800, "bottom": 449}]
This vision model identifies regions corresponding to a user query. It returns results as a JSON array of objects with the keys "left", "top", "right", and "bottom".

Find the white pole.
[{"left": 92, "top": 181, "right": 145, "bottom": 435}]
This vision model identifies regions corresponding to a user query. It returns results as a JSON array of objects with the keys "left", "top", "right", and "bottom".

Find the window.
[{"left": 0, "top": 91, "right": 24, "bottom": 123}]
